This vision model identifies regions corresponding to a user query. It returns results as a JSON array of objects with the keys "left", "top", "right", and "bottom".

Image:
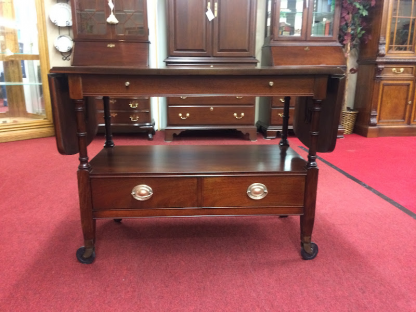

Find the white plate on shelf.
[
  {"left": 49, "top": 3, "right": 72, "bottom": 27},
  {"left": 54, "top": 35, "right": 73, "bottom": 52}
]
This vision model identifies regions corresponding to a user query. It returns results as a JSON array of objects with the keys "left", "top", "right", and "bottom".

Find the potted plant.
[{"left": 338, "top": 0, "right": 376, "bottom": 134}]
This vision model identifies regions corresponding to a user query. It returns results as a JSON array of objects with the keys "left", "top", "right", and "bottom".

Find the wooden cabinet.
[
  {"left": 259, "top": 0, "right": 345, "bottom": 139},
  {"left": 70, "top": 0, "right": 149, "bottom": 66},
  {"left": 354, "top": 0, "right": 416, "bottom": 137},
  {"left": 164, "top": 0, "right": 258, "bottom": 141},
  {"left": 95, "top": 96, "right": 155, "bottom": 140}
]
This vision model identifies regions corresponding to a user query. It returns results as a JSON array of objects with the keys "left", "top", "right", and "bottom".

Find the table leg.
[
  {"left": 103, "top": 96, "right": 115, "bottom": 148},
  {"left": 300, "top": 99, "right": 322, "bottom": 260},
  {"left": 74, "top": 98, "right": 96, "bottom": 264}
]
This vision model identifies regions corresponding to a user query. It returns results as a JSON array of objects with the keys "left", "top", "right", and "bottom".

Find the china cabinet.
[
  {"left": 354, "top": 0, "right": 416, "bottom": 137},
  {"left": 164, "top": 0, "right": 258, "bottom": 141},
  {"left": 0, "top": 0, "right": 54, "bottom": 143},
  {"left": 69, "top": 0, "right": 154, "bottom": 137},
  {"left": 70, "top": 0, "right": 149, "bottom": 66},
  {"left": 258, "top": 0, "right": 345, "bottom": 138}
]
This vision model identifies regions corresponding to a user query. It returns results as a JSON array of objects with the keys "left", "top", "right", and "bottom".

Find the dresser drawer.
[
  {"left": 270, "top": 107, "right": 295, "bottom": 126},
  {"left": 91, "top": 177, "right": 198, "bottom": 210},
  {"left": 97, "top": 111, "right": 151, "bottom": 124},
  {"left": 168, "top": 96, "right": 255, "bottom": 105},
  {"left": 168, "top": 106, "right": 255, "bottom": 125},
  {"left": 271, "top": 96, "right": 297, "bottom": 107},
  {"left": 202, "top": 176, "right": 305, "bottom": 207},
  {"left": 379, "top": 66, "right": 414, "bottom": 77},
  {"left": 95, "top": 97, "right": 150, "bottom": 110}
]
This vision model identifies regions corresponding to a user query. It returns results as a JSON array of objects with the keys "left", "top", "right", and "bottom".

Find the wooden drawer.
[
  {"left": 168, "top": 105, "right": 255, "bottom": 125},
  {"left": 272, "top": 96, "right": 297, "bottom": 107},
  {"left": 202, "top": 176, "right": 305, "bottom": 207},
  {"left": 95, "top": 97, "right": 150, "bottom": 110},
  {"left": 91, "top": 177, "right": 198, "bottom": 209},
  {"left": 270, "top": 107, "right": 295, "bottom": 126},
  {"left": 168, "top": 96, "right": 255, "bottom": 105},
  {"left": 379, "top": 66, "right": 414, "bottom": 77},
  {"left": 97, "top": 111, "right": 151, "bottom": 124}
]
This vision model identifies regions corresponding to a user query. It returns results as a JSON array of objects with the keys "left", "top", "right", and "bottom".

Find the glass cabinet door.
[
  {"left": 71, "top": 0, "right": 108, "bottom": 39},
  {"left": 309, "top": 0, "right": 336, "bottom": 38},
  {"left": 114, "top": 0, "right": 148, "bottom": 40},
  {"left": 388, "top": 0, "right": 416, "bottom": 53},
  {"left": 274, "top": 0, "right": 307, "bottom": 40}
]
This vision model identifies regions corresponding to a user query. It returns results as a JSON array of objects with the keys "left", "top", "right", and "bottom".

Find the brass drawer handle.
[
  {"left": 180, "top": 96, "right": 187, "bottom": 99},
  {"left": 269, "top": 81, "right": 274, "bottom": 87},
  {"left": 129, "top": 103, "right": 139, "bottom": 108},
  {"left": 110, "top": 113, "right": 118, "bottom": 117},
  {"left": 179, "top": 113, "right": 190, "bottom": 119},
  {"left": 236, "top": 96, "right": 243, "bottom": 99},
  {"left": 278, "top": 113, "right": 284, "bottom": 118},
  {"left": 247, "top": 183, "right": 268, "bottom": 200},
  {"left": 125, "top": 82, "right": 130, "bottom": 87},
  {"left": 109, "top": 99, "right": 117, "bottom": 104},
  {"left": 130, "top": 115, "right": 139, "bottom": 121},
  {"left": 210, "top": 107, "right": 214, "bottom": 111},
  {"left": 131, "top": 185, "right": 153, "bottom": 201},
  {"left": 279, "top": 98, "right": 285, "bottom": 103},
  {"left": 234, "top": 112, "right": 245, "bottom": 119},
  {"left": 392, "top": 68, "right": 404, "bottom": 74},
  {"left": 107, "top": 44, "right": 115, "bottom": 48}
]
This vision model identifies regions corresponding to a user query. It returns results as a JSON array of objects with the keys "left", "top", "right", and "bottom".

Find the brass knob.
[
  {"left": 392, "top": 68, "right": 404, "bottom": 74},
  {"left": 130, "top": 115, "right": 139, "bottom": 121},
  {"left": 210, "top": 107, "right": 214, "bottom": 111},
  {"left": 234, "top": 112, "right": 245, "bottom": 119},
  {"left": 247, "top": 183, "right": 268, "bottom": 200},
  {"left": 179, "top": 113, "right": 190, "bottom": 119},
  {"left": 131, "top": 185, "right": 153, "bottom": 201},
  {"left": 129, "top": 103, "right": 139, "bottom": 108},
  {"left": 269, "top": 81, "right": 274, "bottom": 87},
  {"left": 409, "top": 101, "right": 412, "bottom": 105},
  {"left": 125, "top": 82, "right": 130, "bottom": 87}
]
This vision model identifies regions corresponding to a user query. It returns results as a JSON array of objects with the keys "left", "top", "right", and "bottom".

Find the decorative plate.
[
  {"left": 49, "top": 3, "right": 72, "bottom": 27},
  {"left": 54, "top": 35, "right": 73, "bottom": 53}
]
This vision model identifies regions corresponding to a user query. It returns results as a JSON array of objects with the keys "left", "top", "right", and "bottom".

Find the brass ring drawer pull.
[
  {"left": 131, "top": 185, "right": 153, "bottom": 201},
  {"left": 130, "top": 116, "right": 139, "bottom": 121},
  {"left": 179, "top": 113, "right": 190, "bottom": 119},
  {"left": 247, "top": 183, "right": 268, "bottom": 200},
  {"left": 129, "top": 103, "right": 139, "bottom": 108},
  {"left": 392, "top": 68, "right": 404, "bottom": 74},
  {"left": 234, "top": 112, "right": 245, "bottom": 119}
]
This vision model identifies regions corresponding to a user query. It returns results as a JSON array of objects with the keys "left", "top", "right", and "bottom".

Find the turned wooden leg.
[
  {"left": 74, "top": 98, "right": 96, "bottom": 264},
  {"left": 300, "top": 99, "right": 322, "bottom": 260},
  {"left": 103, "top": 96, "right": 115, "bottom": 148},
  {"left": 279, "top": 96, "right": 290, "bottom": 147}
]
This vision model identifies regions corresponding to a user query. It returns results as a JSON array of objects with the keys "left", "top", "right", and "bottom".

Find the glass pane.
[
  {"left": 279, "top": 0, "right": 304, "bottom": 37},
  {"left": 311, "top": 0, "right": 335, "bottom": 37},
  {"left": 75, "top": 0, "right": 107, "bottom": 35},
  {"left": 115, "top": 0, "right": 145, "bottom": 36},
  {"left": 389, "top": 0, "right": 415, "bottom": 51},
  {"left": 266, "top": 0, "right": 272, "bottom": 37},
  {"left": 0, "top": 0, "right": 46, "bottom": 125}
]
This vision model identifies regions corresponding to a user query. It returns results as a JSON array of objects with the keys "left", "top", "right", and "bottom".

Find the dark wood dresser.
[
  {"left": 164, "top": 0, "right": 258, "bottom": 141},
  {"left": 48, "top": 66, "right": 345, "bottom": 264}
]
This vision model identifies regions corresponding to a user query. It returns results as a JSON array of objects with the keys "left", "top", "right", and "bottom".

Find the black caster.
[
  {"left": 76, "top": 247, "right": 96, "bottom": 264},
  {"left": 301, "top": 242, "right": 318, "bottom": 260},
  {"left": 114, "top": 219, "right": 122, "bottom": 223}
]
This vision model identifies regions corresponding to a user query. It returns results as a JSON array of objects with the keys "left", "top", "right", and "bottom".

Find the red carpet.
[{"left": 0, "top": 132, "right": 415, "bottom": 311}]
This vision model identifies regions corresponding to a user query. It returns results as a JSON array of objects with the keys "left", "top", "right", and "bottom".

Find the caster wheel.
[
  {"left": 76, "top": 247, "right": 96, "bottom": 264},
  {"left": 114, "top": 219, "right": 122, "bottom": 223},
  {"left": 301, "top": 242, "right": 318, "bottom": 260}
]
